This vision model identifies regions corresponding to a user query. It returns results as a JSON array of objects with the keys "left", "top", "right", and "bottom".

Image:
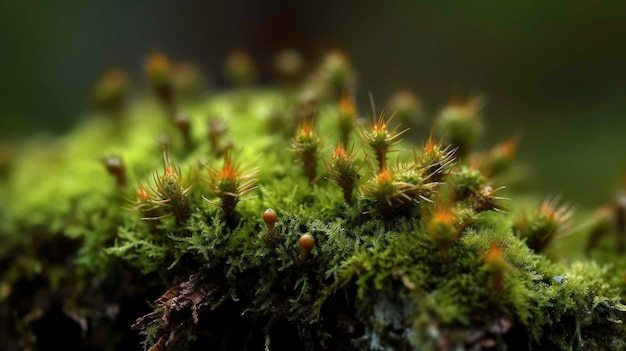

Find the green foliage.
[{"left": 1, "top": 53, "right": 625, "bottom": 351}]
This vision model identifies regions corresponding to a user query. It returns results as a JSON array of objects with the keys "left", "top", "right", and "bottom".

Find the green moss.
[{"left": 1, "top": 54, "right": 625, "bottom": 350}]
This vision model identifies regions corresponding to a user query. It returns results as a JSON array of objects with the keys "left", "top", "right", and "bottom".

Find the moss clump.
[{"left": 1, "top": 51, "right": 625, "bottom": 351}]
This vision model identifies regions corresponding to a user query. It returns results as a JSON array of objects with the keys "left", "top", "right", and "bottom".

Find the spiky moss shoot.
[
  {"left": 263, "top": 208, "right": 279, "bottom": 242},
  {"left": 361, "top": 160, "right": 439, "bottom": 215},
  {"left": 146, "top": 152, "right": 193, "bottom": 224},
  {"left": 418, "top": 132, "right": 456, "bottom": 184},
  {"left": 392, "top": 159, "right": 440, "bottom": 204},
  {"left": 207, "top": 117, "right": 229, "bottom": 156},
  {"left": 146, "top": 52, "right": 174, "bottom": 116},
  {"left": 101, "top": 155, "right": 127, "bottom": 187},
  {"left": 224, "top": 50, "right": 257, "bottom": 87},
  {"left": 450, "top": 165, "right": 487, "bottom": 201},
  {"left": 361, "top": 112, "right": 407, "bottom": 173},
  {"left": 324, "top": 143, "right": 360, "bottom": 204},
  {"left": 338, "top": 94, "right": 357, "bottom": 147},
  {"left": 171, "top": 62, "right": 204, "bottom": 99},
  {"left": 361, "top": 169, "right": 410, "bottom": 216},
  {"left": 386, "top": 88, "right": 423, "bottom": 129},
  {"left": 427, "top": 206, "right": 460, "bottom": 262},
  {"left": 435, "top": 97, "right": 485, "bottom": 159},
  {"left": 484, "top": 243, "right": 509, "bottom": 291},
  {"left": 473, "top": 185, "right": 507, "bottom": 213},
  {"left": 91, "top": 68, "right": 129, "bottom": 115},
  {"left": 298, "top": 232, "right": 315, "bottom": 262},
  {"left": 318, "top": 50, "right": 355, "bottom": 97},
  {"left": 127, "top": 187, "right": 161, "bottom": 220},
  {"left": 291, "top": 118, "right": 321, "bottom": 185},
  {"left": 514, "top": 198, "right": 574, "bottom": 253},
  {"left": 204, "top": 152, "right": 258, "bottom": 226},
  {"left": 273, "top": 48, "right": 305, "bottom": 86},
  {"left": 483, "top": 136, "right": 518, "bottom": 177},
  {"left": 585, "top": 194, "right": 626, "bottom": 254},
  {"left": 585, "top": 205, "right": 618, "bottom": 254}
]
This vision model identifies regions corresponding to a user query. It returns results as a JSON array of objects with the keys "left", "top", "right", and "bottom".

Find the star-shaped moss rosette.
[
  {"left": 360, "top": 111, "right": 408, "bottom": 173},
  {"left": 323, "top": 143, "right": 361, "bottom": 204},
  {"left": 203, "top": 152, "right": 258, "bottom": 226},
  {"left": 291, "top": 117, "right": 322, "bottom": 185}
]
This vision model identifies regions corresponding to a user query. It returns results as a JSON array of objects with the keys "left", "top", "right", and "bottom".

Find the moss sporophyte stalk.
[{"left": 2, "top": 50, "right": 626, "bottom": 351}]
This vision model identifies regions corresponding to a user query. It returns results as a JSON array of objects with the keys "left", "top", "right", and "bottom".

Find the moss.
[{"left": 1, "top": 52, "right": 625, "bottom": 350}]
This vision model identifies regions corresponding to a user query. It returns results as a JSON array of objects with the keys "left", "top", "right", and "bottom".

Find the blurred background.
[{"left": 0, "top": 0, "right": 624, "bottom": 206}]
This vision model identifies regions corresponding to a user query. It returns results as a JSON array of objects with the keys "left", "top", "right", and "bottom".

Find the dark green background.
[{"left": 1, "top": 0, "right": 624, "bottom": 206}]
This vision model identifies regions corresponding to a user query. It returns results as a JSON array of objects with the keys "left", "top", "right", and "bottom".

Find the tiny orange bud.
[
  {"left": 540, "top": 202, "right": 556, "bottom": 219},
  {"left": 299, "top": 233, "right": 315, "bottom": 252},
  {"left": 298, "top": 233, "right": 315, "bottom": 262},
  {"left": 148, "top": 53, "right": 171, "bottom": 75},
  {"left": 263, "top": 208, "right": 279, "bottom": 242},
  {"left": 377, "top": 169, "right": 393, "bottom": 184},
  {"left": 263, "top": 208, "right": 278, "bottom": 225},
  {"left": 485, "top": 244, "right": 505, "bottom": 268},
  {"left": 431, "top": 208, "right": 457, "bottom": 230},
  {"left": 427, "top": 206, "right": 460, "bottom": 262},
  {"left": 146, "top": 53, "right": 173, "bottom": 91},
  {"left": 339, "top": 94, "right": 356, "bottom": 116},
  {"left": 494, "top": 137, "right": 517, "bottom": 160},
  {"left": 333, "top": 144, "right": 348, "bottom": 159},
  {"left": 425, "top": 137, "right": 435, "bottom": 154},
  {"left": 146, "top": 52, "right": 176, "bottom": 117},
  {"left": 485, "top": 243, "right": 508, "bottom": 291},
  {"left": 137, "top": 188, "right": 150, "bottom": 202}
]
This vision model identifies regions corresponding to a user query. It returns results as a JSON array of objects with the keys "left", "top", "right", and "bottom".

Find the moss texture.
[{"left": 1, "top": 52, "right": 625, "bottom": 351}]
